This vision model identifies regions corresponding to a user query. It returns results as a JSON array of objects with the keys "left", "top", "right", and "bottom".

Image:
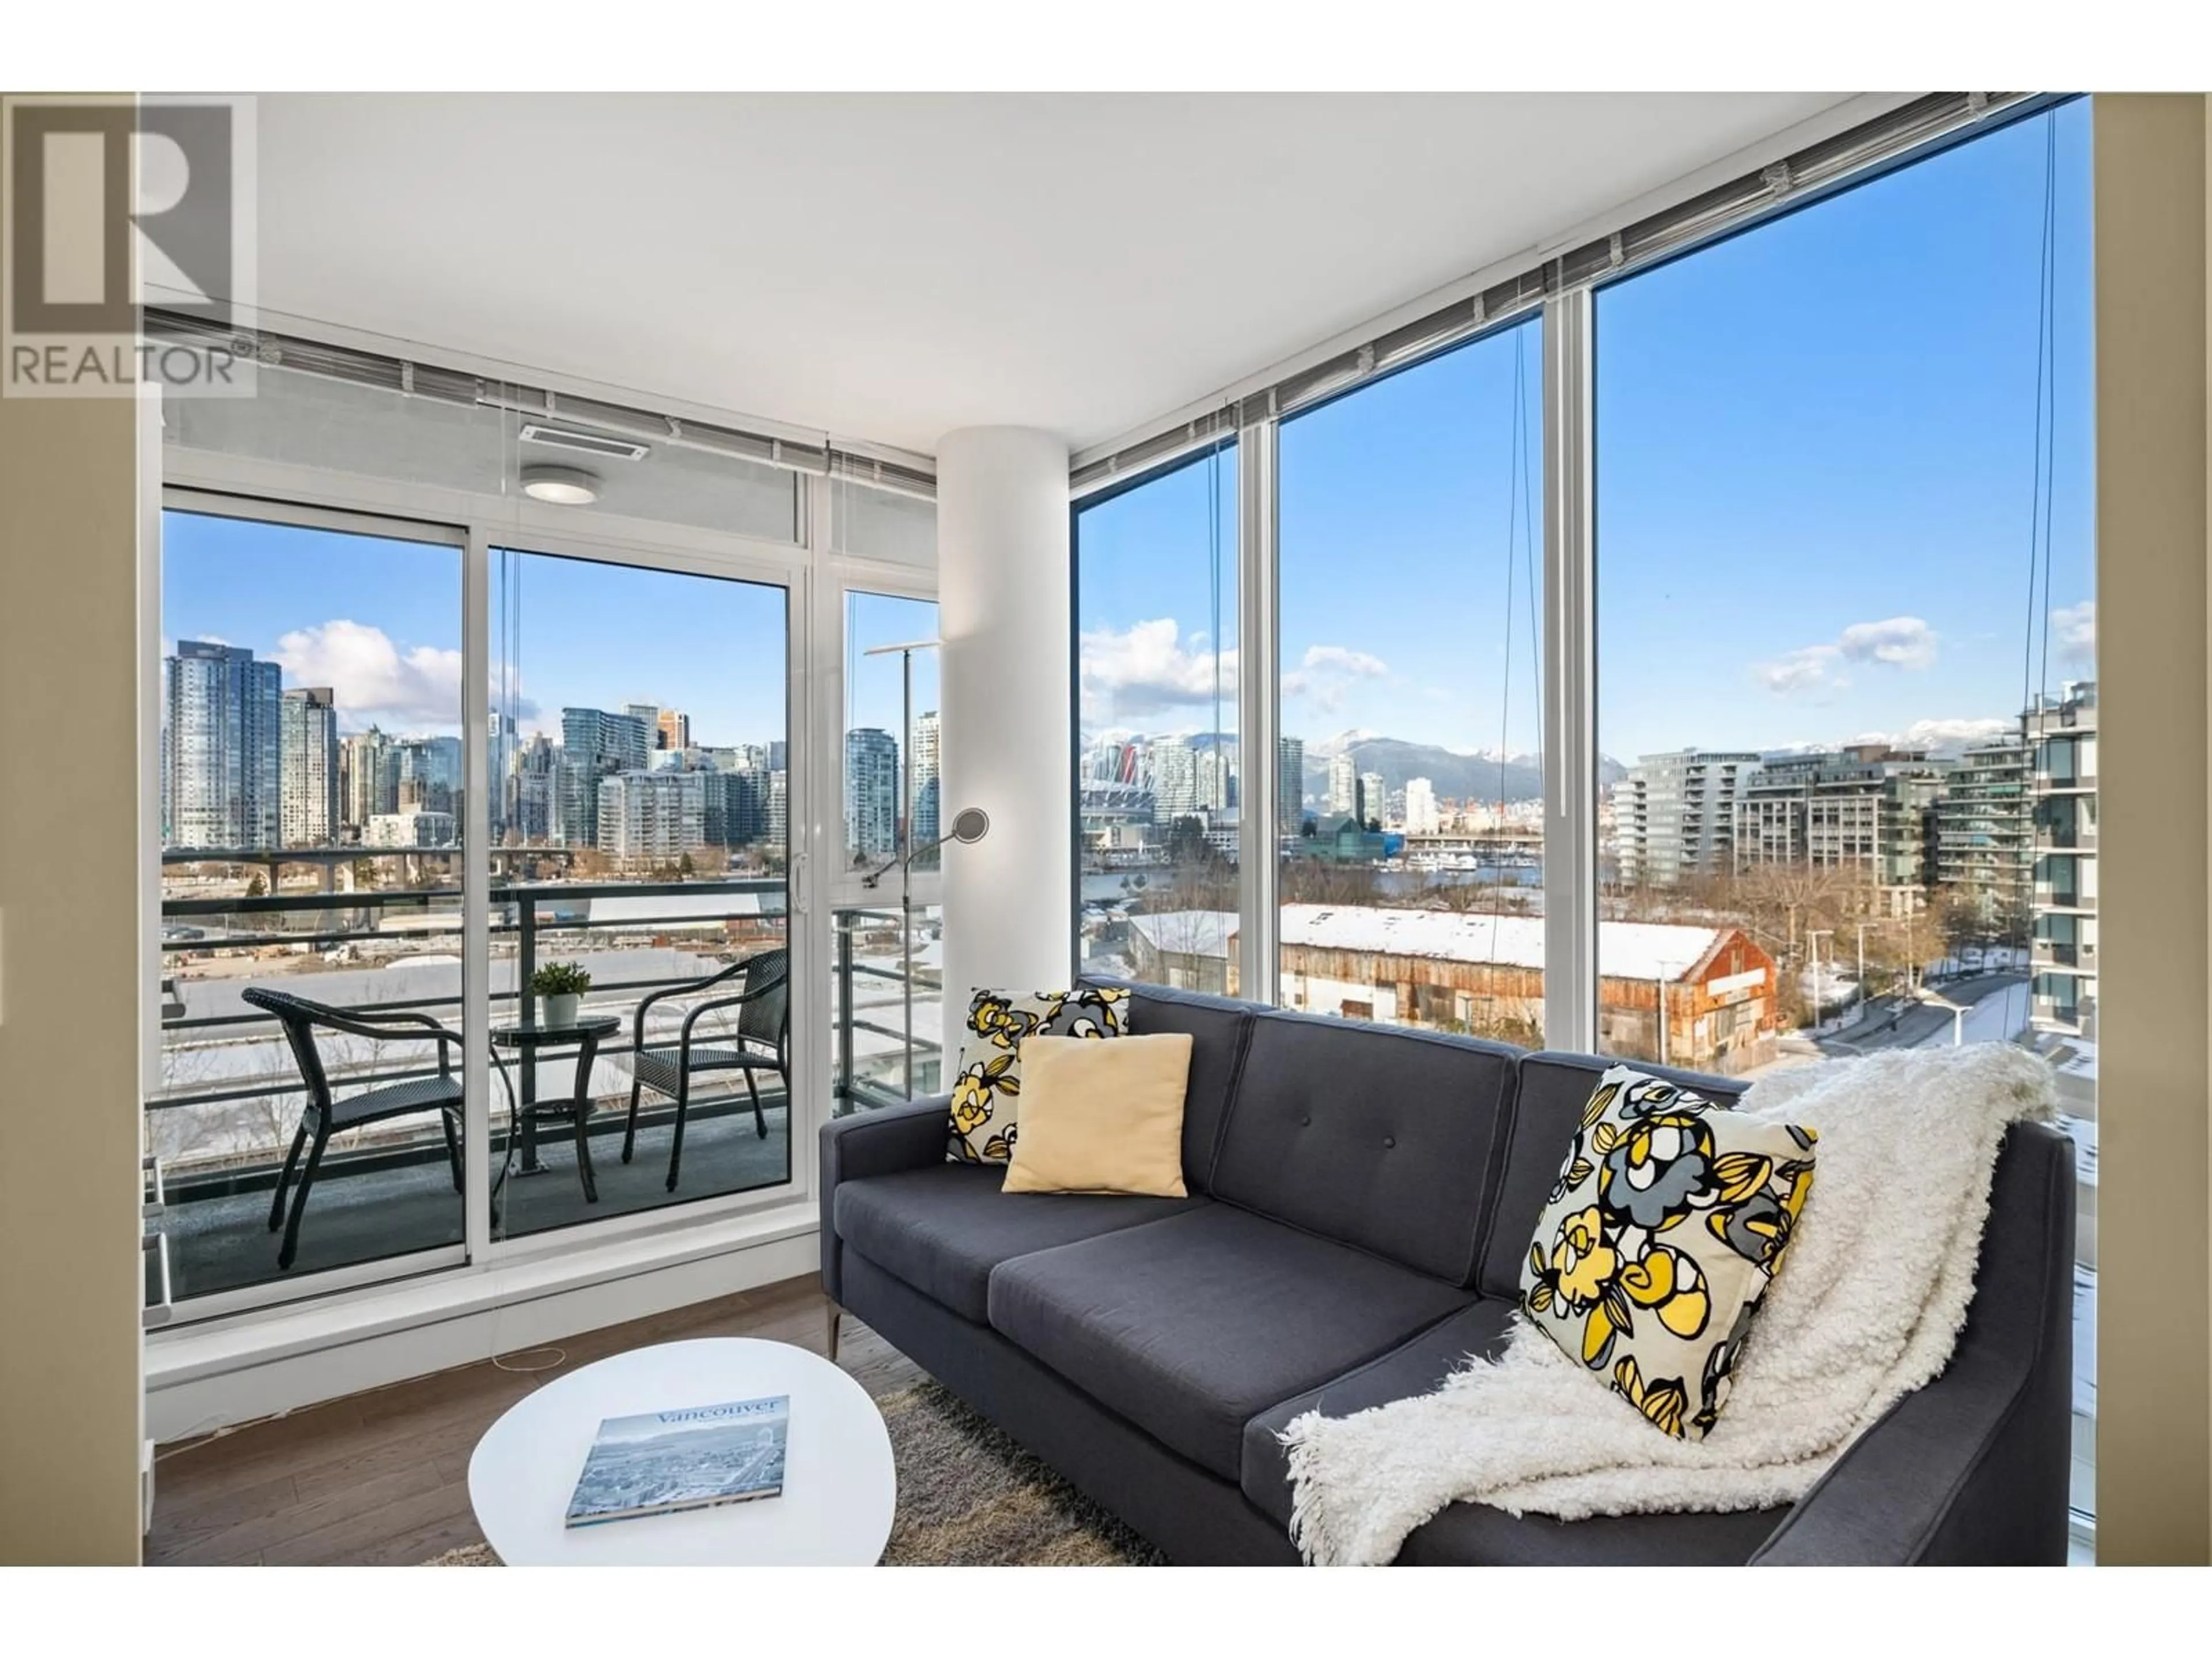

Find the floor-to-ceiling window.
[
  {"left": 153, "top": 503, "right": 471, "bottom": 1301},
  {"left": 487, "top": 548, "right": 792, "bottom": 1240},
  {"left": 834, "top": 590, "right": 945, "bottom": 1111},
  {"left": 1275, "top": 318, "right": 1544, "bottom": 1037},
  {"left": 1066, "top": 94, "right": 2094, "bottom": 1542},
  {"left": 1592, "top": 99, "right": 2096, "bottom": 1525},
  {"left": 1072, "top": 443, "right": 1238, "bottom": 992},
  {"left": 147, "top": 322, "right": 922, "bottom": 1321}
]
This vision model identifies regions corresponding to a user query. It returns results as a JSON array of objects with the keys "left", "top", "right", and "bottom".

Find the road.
[{"left": 1813, "top": 972, "right": 2029, "bottom": 1056}]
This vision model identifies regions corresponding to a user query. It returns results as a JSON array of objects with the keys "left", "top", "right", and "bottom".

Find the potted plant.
[{"left": 531, "top": 961, "right": 591, "bottom": 1029}]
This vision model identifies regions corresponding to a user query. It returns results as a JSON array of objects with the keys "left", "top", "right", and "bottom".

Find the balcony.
[
  {"left": 151, "top": 872, "right": 798, "bottom": 1308},
  {"left": 834, "top": 905, "right": 945, "bottom": 1114}
]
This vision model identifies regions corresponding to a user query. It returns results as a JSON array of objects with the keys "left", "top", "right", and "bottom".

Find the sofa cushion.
[
  {"left": 1210, "top": 1011, "right": 1516, "bottom": 1283},
  {"left": 987, "top": 1204, "right": 1473, "bottom": 1479},
  {"left": 1240, "top": 1300, "right": 1516, "bottom": 1525},
  {"left": 832, "top": 1164, "right": 1209, "bottom": 1324},
  {"left": 1084, "top": 978, "right": 1260, "bottom": 1194},
  {"left": 1478, "top": 1052, "right": 1743, "bottom": 1300},
  {"left": 1243, "top": 1299, "right": 1783, "bottom": 1565}
]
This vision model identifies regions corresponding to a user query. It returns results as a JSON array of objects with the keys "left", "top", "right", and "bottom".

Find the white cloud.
[
  {"left": 272, "top": 619, "right": 465, "bottom": 734},
  {"left": 1077, "top": 619, "right": 1238, "bottom": 725},
  {"left": 1282, "top": 643, "right": 1389, "bottom": 714},
  {"left": 1754, "top": 645, "right": 1844, "bottom": 696},
  {"left": 1836, "top": 615, "right": 1938, "bottom": 670},
  {"left": 2050, "top": 599, "right": 2095, "bottom": 667},
  {"left": 1753, "top": 615, "right": 1937, "bottom": 697}
]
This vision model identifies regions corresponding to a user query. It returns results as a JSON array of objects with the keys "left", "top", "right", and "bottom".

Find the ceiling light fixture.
[{"left": 520, "top": 464, "right": 601, "bottom": 505}]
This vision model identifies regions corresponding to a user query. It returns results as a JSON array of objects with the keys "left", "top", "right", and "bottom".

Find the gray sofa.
[{"left": 819, "top": 978, "right": 2075, "bottom": 1565}]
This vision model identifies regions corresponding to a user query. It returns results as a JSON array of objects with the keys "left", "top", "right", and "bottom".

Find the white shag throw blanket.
[{"left": 1281, "top": 1041, "right": 2056, "bottom": 1566}]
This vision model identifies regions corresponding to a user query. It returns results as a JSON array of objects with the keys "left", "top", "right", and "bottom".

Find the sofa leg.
[{"left": 827, "top": 1304, "right": 843, "bottom": 1364}]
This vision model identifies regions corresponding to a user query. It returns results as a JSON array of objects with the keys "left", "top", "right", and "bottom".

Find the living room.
[{"left": 2, "top": 6, "right": 2208, "bottom": 1639}]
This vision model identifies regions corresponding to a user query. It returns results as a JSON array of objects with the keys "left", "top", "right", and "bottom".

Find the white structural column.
[{"left": 937, "top": 426, "right": 1073, "bottom": 1020}]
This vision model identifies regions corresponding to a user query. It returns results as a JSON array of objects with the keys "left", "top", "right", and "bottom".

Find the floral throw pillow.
[
  {"left": 1519, "top": 1065, "right": 1817, "bottom": 1441},
  {"left": 947, "top": 987, "right": 1128, "bottom": 1164}
]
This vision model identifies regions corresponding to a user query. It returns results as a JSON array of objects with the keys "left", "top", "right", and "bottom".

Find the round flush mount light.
[{"left": 520, "top": 464, "right": 601, "bottom": 505}]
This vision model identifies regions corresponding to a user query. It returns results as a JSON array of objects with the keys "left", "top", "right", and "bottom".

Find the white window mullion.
[
  {"left": 1237, "top": 422, "right": 1280, "bottom": 1005},
  {"left": 1543, "top": 287, "right": 1599, "bottom": 1051},
  {"left": 462, "top": 526, "right": 493, "bottom": 1263}
]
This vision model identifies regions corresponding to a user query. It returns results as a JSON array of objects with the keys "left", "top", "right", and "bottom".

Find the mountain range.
[{"left": 1299, "top": 732, "right": 1627, "bottom": 809}]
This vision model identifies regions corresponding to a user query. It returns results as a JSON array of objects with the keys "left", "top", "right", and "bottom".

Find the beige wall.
[
  {"left": 0, "top": 123, "right": 149, "bottom": 1560},
  {"left": 2094, "top": 93, "right": 2212, "bottom": 1566}
]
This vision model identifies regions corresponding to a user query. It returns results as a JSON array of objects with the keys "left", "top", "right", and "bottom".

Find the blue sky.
[
  {"left": 1078, "top": 99, "right": 2094, "bottom": 767},
  {"left": 163, "top": 518, "right": 931, "bottom": 755}
]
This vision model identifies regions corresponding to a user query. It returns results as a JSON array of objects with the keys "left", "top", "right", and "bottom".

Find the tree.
[
  {"left": 678, "top": 851, "right": 696, "bottom": 878},
  {"left": 1164, "top": 815, "right": 1212, "bottom": 870},
  {"left": 1300, "top": 817, "right": 1319, "bottom": 838},
  {"left": 245, "top": 873, "right": 267, "bottom": 899}
]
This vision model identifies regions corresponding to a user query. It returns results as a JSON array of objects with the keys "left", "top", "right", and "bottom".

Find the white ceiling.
[{"left": 251, "top": 93, "right": 1865, "bottom": 457}]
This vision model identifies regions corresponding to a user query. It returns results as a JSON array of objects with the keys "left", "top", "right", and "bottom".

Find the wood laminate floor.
[{"left": 145, "top": 1275, "right": 916, "bottom": 1566}]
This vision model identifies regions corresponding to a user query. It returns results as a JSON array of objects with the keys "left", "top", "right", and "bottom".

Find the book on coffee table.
[{"left": 564, "top": 1394, "right": 789, "bottom": 1528}]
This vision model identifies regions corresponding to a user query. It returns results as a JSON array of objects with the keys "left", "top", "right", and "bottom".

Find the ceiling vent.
[{"left": 519, "top": 423, "right": 650, "bottom": 461}]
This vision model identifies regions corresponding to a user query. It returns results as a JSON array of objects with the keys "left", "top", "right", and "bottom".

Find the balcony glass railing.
[
  {"left": 832, "top": 904, "right": 945, "bottom": 1114},
  {"left": 151, "top": 866, "right": 789, "bottom": 1305}
]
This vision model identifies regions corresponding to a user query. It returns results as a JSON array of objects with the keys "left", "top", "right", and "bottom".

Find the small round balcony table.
[{"left": 492, "top": 1016, "right": 621, "bottom": 1204}]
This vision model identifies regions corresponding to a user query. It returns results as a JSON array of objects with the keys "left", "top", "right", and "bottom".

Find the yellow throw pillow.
[
  {"left": 948, "top": 986, "right": 1128, "bottom": 1164},
  {"left": 1001, "top": 1033, "right": 1193, "bottom": 1198},
  {"left": 1520, "top": 1065, "right": 1818, "bottom": 1441}
]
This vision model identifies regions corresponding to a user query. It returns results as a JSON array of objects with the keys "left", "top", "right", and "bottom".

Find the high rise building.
[
  {"left": 623, "top": 703, "right": 662, "bottom": 746},
  {"left": 1278, "top": 735, "right": 1305, "bottom": 830},
  {"left": 656, "top": 708, "right": 690, "bottom": 753},
  {"left": 1619, "top": 749, "right": 1759, "bottom": 887},
  {"left": 394, "top": 735, "right": 463, "bottom": 817},
  {"left": 2027, "top": 681, "right": 2097, "bottom": 1037},
  {"left": 1327, "top": 751, "right": 1358, "bottom": 819},
  {"left": 1150, "top": 740, "right": 1199, "bottom": 820},
  {"left": 1403, "top": 777, "right": 1440, "bottom": 836},
  {"left": 768, "top": 769, "right": 789, "bottom": 850},
  {"left": 1933, "top": 736, "right": 2032, "bottom": 923},
  {"left": 1195, "top": 741, "right": 1235, "bottom": 815},
  {"left": 279, "top": 687, "right": 340, "bottom": 847},
  {"left": 703, "top": 767, "right": 769, "bottom": 848},
  {"left": 1358, "top": 770, "right": 1385, "bottom": 827},
  {"left": 912, "top": 710, "right": 942, "bottom": 846},
  {"left": 340, "top": 726, "right": 397, "bottom": 832},
  {"left": 1734, "top": 745, "right": 1950, "bottom": 911},
  {"left": 844, "top": 728, "right": 900, "bottom": 861},
  {"left": 597, "top": 770, "right": 707, "bottom": 863},
  {"left": 504, "top": 732, "right": 555, "bottom": 843},
  {"left": 162, "top": 639, "right": 281, "bottom": 849},
  {"left": 556, "top": 707, "right": 652, "bottom": 844}
]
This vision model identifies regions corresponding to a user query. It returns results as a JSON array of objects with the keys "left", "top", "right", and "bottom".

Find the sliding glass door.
[
  {"left": 152, "top": 499, "right": 471, "bottom": 1304},
  {"left": 487, "top": 545, "right": 793, "bottom": 1241}
]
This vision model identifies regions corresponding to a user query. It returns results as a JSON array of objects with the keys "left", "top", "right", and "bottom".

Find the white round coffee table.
[{"left": 468, "top": 1337, "right": 895, "bottom": 1565}]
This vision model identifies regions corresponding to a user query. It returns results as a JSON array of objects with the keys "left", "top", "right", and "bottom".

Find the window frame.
[{"left": 150, "top": 426, "right": 932, "bottom": 1324}]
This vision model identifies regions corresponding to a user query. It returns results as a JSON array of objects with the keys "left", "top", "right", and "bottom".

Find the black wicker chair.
[
  {"left": 244, "top": 987, "right": 469, "bottom": 1271},
  {"left": 622, "top": 946, "right": 789, "bottom": 1192}
]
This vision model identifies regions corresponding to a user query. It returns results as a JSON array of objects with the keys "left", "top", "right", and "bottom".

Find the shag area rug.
[{"left": 425, "top": 1378, "right": 1161, "bottom": 1567}]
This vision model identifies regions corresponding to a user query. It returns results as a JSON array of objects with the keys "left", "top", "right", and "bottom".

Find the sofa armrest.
[
  {"left": 1751, "top": 1124, "right": 2075, "bottom": 1566},
  {"left": 818, "top": 1094, "right": 950, "bottom": 1303}
]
